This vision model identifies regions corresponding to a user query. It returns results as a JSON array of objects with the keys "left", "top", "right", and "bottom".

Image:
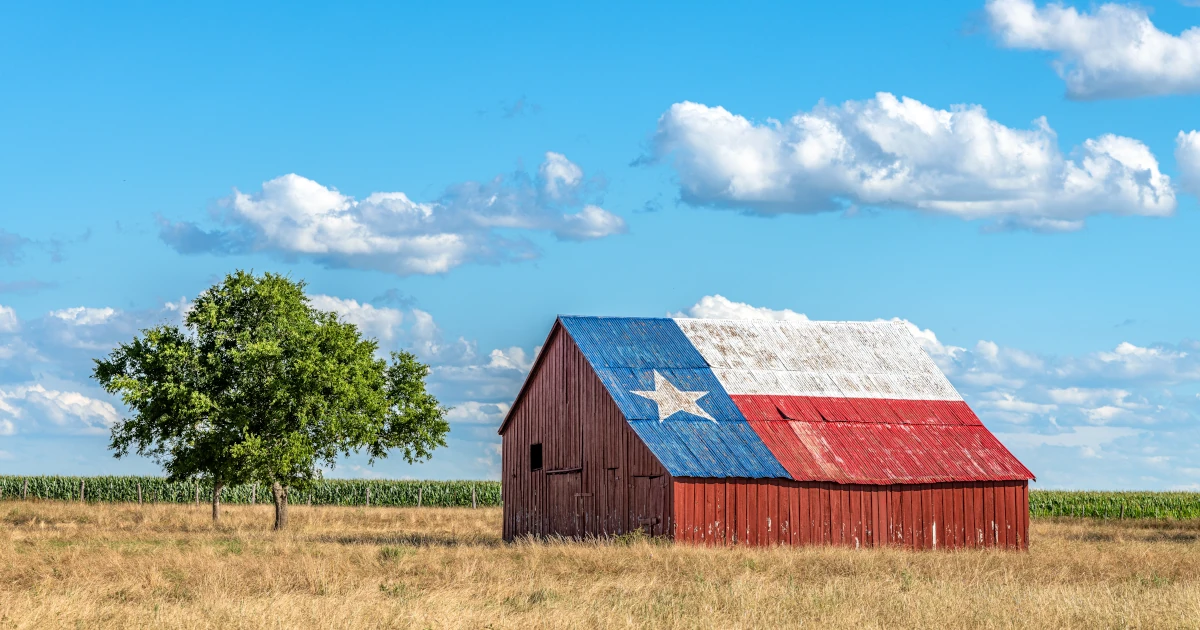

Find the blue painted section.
[
  {"left": 560, "top": 316, "right": 709, "bottom": 369},
  {"left": 561, "top": 316, "right": 788, "bottom": 479},
  {"left": 627, "top": 421, "right": 789, "bottom": 478}
]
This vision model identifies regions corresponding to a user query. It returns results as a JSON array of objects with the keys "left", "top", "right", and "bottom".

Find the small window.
[{"left": 530, "top": 443, "right": 543, "bottom": 471}]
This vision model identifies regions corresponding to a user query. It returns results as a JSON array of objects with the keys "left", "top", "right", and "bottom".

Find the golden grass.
[{"left": 2, "top": 502, "right": 1199, "bottom": 629}]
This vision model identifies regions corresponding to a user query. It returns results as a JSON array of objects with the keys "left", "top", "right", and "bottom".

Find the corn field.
[
  {"left": 0, "top": 475, "right": 501, "bottom": 508},
  {"left": 1028, "top": 490, "right": 1200, "bottom": 519},
  {"left": 3, "top": 478, "right": 1200, "bottom": 519}
]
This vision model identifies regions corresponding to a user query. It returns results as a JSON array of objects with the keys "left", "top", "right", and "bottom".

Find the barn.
[{"left": 499, "top": 316, "right": 1034, "bottom": 549}]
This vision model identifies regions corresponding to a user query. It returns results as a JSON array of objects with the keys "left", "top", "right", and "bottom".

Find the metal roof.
[{"left": 556, "top": 316, "right": 1033, "bottom": 484}]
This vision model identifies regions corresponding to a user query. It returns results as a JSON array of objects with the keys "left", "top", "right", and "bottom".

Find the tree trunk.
[
  {"left": 272, "top": 482, "right": 288, "bottom": 531},
  {"left": 212, "top": 482, "right": 224, "bottom": 523}
]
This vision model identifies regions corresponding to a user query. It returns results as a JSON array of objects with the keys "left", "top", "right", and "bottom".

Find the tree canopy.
[{"left": 93, "top": 271, "right": 450, "bottom": 528}]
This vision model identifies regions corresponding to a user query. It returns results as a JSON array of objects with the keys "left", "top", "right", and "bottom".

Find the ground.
[{"left": 1, "top": 502, "right": 1198, "bottom": 629}]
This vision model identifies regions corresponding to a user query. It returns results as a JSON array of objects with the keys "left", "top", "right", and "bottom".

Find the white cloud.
[
  {"left": 672, "top": 294, "right": 810, "bottom": 323},
  {"left": 475, "top": 442, "right": 503, "bottom": 479},
  {"left": 1061, "top": 341, "right": 1200, "bottom": 382},
  {"left": 557, "top": 205, "right": 629, "bottom": 241},
  {"left": 486, "top": 347, "right": 534, "bottom": 372},
  {"left": 0, "top": 418, "right": 13, "bottom": 435},
  {"left": 446, "top": 401, "right": 510, "bottom": 426},
  {"left": 0, "top": 383, "right": 120, "bottom": 432},
  {"left": 987, "top": 0, "right": 1200, "bottom": 99},
  {"left": 1177, "top": 131, "right": 1200, "bottom": 197},
  {"left": 994, "top": 426, "right": 1141, "bottom": 452},
  {"left": 159, "top": 153, "right": 626, "bottom": 276},
  {"left": 1047, "top": 387, "right": 1131, "bottom": 406},
  {"left": 0, "top": 305, "right": 17, "bottom": 332},
  {"left": 539, "top": 152, "right": 583, "bottom": 199},
  {"left": 653, "top": 94, "right": 1174, "bottom": 230},
  {"left": 161, "top": 297, "right": 194, "bottom": 326},
  {"left": 1082, "top": 405, "right": 1135, "bottom": 424},
  {"left": 309, "top": 294, "right": 405, "bottom": 342},
  {"left": 49, "top": 306, "right": 118, "bottom": 326},
  {"left": 978, "top": 392, "right": 1057, "bottom": 416}
]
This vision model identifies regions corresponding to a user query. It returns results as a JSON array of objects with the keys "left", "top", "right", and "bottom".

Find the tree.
[{"left": 94, "top": 271, "right": 450, "bottom": 529}]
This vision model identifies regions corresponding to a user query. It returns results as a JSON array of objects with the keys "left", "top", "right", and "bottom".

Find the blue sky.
[{"left": 3, "top": 0, "right": 1200, "bottom": 488}]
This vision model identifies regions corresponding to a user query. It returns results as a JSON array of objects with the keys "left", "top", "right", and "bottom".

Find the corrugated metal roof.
[{"left": 555, "top": 316, "right": 1033, "bottom": 484}]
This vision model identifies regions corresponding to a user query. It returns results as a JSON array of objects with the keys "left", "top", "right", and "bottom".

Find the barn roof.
[{"left": 507, "top": 316, "right": 1033, "bottom": 485}]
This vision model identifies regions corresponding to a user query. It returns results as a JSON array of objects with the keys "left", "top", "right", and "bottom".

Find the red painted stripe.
[
  {"left": 732, "top": 395, "right": 1030, "bottom": 484},
  {"left": 731, "top": 395, "right": 981, "bottom": 426}
]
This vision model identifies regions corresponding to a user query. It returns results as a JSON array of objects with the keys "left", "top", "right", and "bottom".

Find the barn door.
[
  {"left": 549, "top": 471, "right": 582, "bottom": 538},
  {"left": 634, "top": 475, "right": 666, "bottom": 536},
  {"left": 604, "top": 468, "right": 619, "bottom": 535}
]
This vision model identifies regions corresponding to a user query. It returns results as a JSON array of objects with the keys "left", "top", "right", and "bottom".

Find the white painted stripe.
[{"left": 674, "top": 318, "right": 963, "bottom": 402}]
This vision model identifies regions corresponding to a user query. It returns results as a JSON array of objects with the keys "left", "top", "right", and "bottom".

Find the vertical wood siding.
[
  {"left": 502, "top": 324, "right": 671, "bottom": 541},
  {"left": 672, "top": 478, "right": 1029, "bottom": 550}
]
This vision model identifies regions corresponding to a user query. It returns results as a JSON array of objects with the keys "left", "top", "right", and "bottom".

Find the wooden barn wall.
[
  {"left": 502, "top": 326, "right": 671, "bottom": 541},
  {"left": 672, "top": 478, "right": 1029, "bottom": 550}
]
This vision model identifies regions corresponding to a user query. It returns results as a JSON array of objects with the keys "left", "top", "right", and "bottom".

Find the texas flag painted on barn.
[{"left": 557, "top": 316, "right": 1033, "bottom": 484}]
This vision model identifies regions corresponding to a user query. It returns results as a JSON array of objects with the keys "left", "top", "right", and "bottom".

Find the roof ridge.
[{"left": 557, "top": 314, "right": 905, "bottom": 327}]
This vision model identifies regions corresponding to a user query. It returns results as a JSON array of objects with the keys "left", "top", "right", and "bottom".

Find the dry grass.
[{"left": 2, "top": 502, "right": 1199, "bottom": 629}]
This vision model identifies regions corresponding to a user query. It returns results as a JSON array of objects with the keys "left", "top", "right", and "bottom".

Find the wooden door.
[
  {"left": 603, "top": 468, "right": 620, "bottom": 536},
  {"left": 549, "top": 472, "right": 582, "bottom": 538},
  {"left": 634, "top": 475, "right": 667, "bottom": 536}
]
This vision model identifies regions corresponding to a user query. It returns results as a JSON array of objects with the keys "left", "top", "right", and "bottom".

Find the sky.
[{"left": 2, "top": 0, "right": 1200, "bottom": 489}]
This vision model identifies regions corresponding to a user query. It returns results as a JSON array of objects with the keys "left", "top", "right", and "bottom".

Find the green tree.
[{"left": 93, "top": 271, "right": 450, "bottom": 529}]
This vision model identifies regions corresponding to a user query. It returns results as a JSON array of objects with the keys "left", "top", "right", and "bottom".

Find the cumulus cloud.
[
  {"left": 993, "top": 426, "right": 1142, "bottom": 458},
  {"left": 539, "top": 152, "right": 583, "bottom": 199},
  {"left": 676, "top": 294, "right": 1200, "bottom": 487},
  {"left": 1178, "top": 131, "right": 1200, "bottom": 197},
  {"left": 1058, "top": 341, "right": 1200, "bottom": 383},
  {"left": 0, "top": 383, "right": 120, "bottom": 433},
  {"left": 446, "top": 401, "right": 511, "bottom": 426},
  {"left": 987, "top": 0, "right": 1200, "bottom": 99},
  {"left": 309, "top": 295, "right": 406, "bottom": 343},
  {"left": 159, "top": 153, "right": 626, "bottom": 276},
  {"left": 671, "top": 294, "right": 810, "bottom": 323},
  {"left": 0, "top": 305, "right": 17, "bottom": 333},
  {"left": 652, "top": 94, "right": 1175, "bottom": 231},
  {"left": 49, "top": 306, "right": 118, "bottom": 326}
]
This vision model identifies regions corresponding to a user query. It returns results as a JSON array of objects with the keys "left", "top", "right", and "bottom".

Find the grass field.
[{"left": 2, "top": 502, "right": 1199, "bottom": 629}]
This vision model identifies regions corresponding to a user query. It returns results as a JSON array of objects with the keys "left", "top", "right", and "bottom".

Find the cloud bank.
[
  {"left": 159, "top": 152, "right": 627, "bottom": 276},
  {"left": 653, "top": 94, "right": 1174, "bottom": 231},
  {"left": 987, "top": 0, "right": 1200, "bottom": 99}
]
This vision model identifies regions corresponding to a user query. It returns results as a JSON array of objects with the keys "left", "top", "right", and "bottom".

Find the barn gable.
[
  {"left": 505, "top": 316, "right": 1032, "bottom": 486},
  {"left": 500, "top": 322, "right": 672, "bottom": 540}
]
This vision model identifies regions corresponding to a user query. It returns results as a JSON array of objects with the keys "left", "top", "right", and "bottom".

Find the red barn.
[{"left": 499, "top": 316, "right": 1034, "bottom": 549}]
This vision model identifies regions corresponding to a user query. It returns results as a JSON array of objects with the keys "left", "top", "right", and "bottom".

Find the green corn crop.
[
  {"left": 1029, "top": 490, "right": 1200, "bottom": 519},
  {"left": 0, "top": 476, "right": 501, "bottom": 507},
  {"left": 5, "top": 478, "right": 1198, "bottom": 519}
]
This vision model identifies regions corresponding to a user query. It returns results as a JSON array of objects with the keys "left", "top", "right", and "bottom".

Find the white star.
[{"left": 630, "top": 370, "right": 716, "bottom": 422}]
